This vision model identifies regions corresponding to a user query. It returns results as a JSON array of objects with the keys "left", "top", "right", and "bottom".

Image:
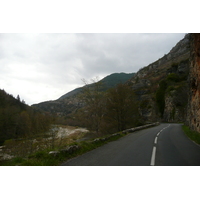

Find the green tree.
[
  {"left": 16, "top": 111, "right": 32, "bottom": 138},
  {"left": 17, "top": 95, "right": 20, "bottom": 102}
]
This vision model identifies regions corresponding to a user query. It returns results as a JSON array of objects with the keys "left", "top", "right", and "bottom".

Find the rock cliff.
[
  {"left": 127, "top": 34, "right": 190, "bottom": 123},
  {"left": 186, "top": 33, "right": 200, "bottom": 132}
]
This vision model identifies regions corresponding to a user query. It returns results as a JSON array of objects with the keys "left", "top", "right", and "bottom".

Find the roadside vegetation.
[
  {"left": 0, "top": 123, "right": 158, "bottom": 166},
  {"left": 0, "top": 130, "right": 126, "bottom": 166},
  {"left": 0, "top": 125, "right": 88, "bottom": 165},
  {"left": 71, "top": 79, "right": 141, "bottom": 136},
  {"left": 182, "top": 125, "right": 200, "bottom": 145},
  {"left": 0, "top": 79, "right": 145, "bottom": 166}
]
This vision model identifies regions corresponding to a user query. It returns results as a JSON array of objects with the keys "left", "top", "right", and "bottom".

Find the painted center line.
[
  {"left": 154, "top": 137, "right": 158, "bottom": 144},
  {"left": 150, "top": 124, "right": 170, "bottom": 166},
  {"left": 150, "top": 147, "right": 156, "bottom": 166}
]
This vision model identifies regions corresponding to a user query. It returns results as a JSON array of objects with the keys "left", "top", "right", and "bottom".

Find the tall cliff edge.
[
  {"left": 186, "top": 34, "right": 200, "bottom": 132},
  {"left": 127, "top": 34, "right": 190, "bottom": 123}
]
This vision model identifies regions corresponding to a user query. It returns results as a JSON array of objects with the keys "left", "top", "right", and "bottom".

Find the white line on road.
[
  {"left": 154, "top": 137, "right": 158, "bottom": 144},
  {"left": 150, "top": 124, "right": 171, "bottom": 166},
  {"left": 157, "top": 124, "right": 170, "bottom": 137},
  {"left": 150, "top": 147, "right": 156, "bottom": 166}
]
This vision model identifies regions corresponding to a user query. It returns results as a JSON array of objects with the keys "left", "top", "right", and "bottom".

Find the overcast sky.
[
  {"left": 1, "top": 0, "right": 199, "bottom": 194},
  {"left": 0, "top": 33, "right": 186, "bottom": 105}
]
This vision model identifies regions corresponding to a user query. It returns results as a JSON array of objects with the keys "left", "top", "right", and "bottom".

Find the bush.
[
  {"left": 182, "top": 125, "right": 200, "bottom": 145},
  {"left": 167, "top": 73, "right": 180, "bottom": 82}
]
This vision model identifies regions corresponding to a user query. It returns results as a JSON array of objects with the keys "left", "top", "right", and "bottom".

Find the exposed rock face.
[
  {"left": 186, "top": 34, "right": 200, "bottom": 132},
  {"left": 127, "top": 34, "right": 190, "bottom": 123},
  {"left": 163, "top": 86, "right": 188, "bottom": 122}
]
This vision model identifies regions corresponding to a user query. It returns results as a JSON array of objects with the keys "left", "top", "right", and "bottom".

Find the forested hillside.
[{"left": 0, "top": 89, "right": 53, "bottom": 145}]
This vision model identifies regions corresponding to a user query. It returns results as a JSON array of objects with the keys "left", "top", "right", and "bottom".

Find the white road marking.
[
  {"left": 150, "top": 124, "right": 171, "bottom": 166},
  {"left": 150, "top": 147, "right": 156, "bottom": 166},
  {"left": 157, "top": 124, "right": 170, "bottom": 136},
  {"left": 154, "top": 137, "right": 158, "bottom": 144}
]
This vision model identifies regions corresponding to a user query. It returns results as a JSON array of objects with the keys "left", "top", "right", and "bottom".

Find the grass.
[
  {"left": 1, "top": 123, "right": 159, "bottom": 166},
  {"left": 182, "top": 125, "right": 200, "bottom": 145},
  {"left": 0, "top": 132, "right": 125, "bottom": 166}
]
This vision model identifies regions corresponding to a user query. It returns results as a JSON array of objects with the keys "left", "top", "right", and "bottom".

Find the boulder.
[{"left": 49, "top": 151, "right": 60, "bottom": 156}]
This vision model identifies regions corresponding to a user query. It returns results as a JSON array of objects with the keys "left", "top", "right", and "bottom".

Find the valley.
[
  {"left": 1, "top": 33, "right": 200, "bottom": 166},
  {"left": 33, "top": 34, "right": 191, "bottom": 125}
]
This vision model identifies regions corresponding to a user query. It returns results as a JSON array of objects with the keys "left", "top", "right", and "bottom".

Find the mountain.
[
  {"left": 33, "top": 34, "right": 192, "bottom": 126},
  {"left": 32, "top": 72, "right": 135, "bottom": 116},
  {"left": 127, "top": 34, "right": 190, "bottom": 123},
  {"left": 33, "top": 34, "right": 191, "bottom": 124},
  {"left": 58, "top": 73, "right": 135, "bottom": 100}
]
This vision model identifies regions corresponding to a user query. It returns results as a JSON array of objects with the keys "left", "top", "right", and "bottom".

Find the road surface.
[{"left": 61, "top": 123, "right": 200, "bottom": 166}]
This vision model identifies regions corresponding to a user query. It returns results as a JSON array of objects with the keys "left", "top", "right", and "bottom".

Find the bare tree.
[
  {"left": 80, "top": 77, "right": 105, "bottom": 135},
  {"left": 105, "top": 83, "right": 139, "bottom": 132}
]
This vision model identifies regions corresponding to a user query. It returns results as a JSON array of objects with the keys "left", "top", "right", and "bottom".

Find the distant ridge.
[
  {"left": 58, "top": 72, "right": 135, "bottom": 100},
  {"left": 59, "top": 87, "right": 82, "bottom": 100},
  {"left": 32, "top": 72, "right": 136, "bottom": 116}
]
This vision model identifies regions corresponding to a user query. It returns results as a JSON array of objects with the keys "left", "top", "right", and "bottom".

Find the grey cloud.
[
  {"left": 73, "top": 33, "right": 186, "bottom": 78},
  {"left": 0, "top": 33, "right": 186, "bottom": 105}
]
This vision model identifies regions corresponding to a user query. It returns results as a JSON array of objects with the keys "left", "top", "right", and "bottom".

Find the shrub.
[
  {"left": 182, "top": 125, "right": 200, "bottom": 145},
  {"left": 166, "top": 73, "right": 180, "bottom": 82},
  {"left": 156, "top": 80, "right": 167, "bottom": 117}
]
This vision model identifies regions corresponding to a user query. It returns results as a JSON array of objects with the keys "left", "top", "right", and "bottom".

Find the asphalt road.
[{"left": 61, "top": 123, "right": 200, "bottom": 166}]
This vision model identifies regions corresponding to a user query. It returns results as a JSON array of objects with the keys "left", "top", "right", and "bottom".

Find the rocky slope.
[
  {"left": 186, "top": 33, "right": 200, "bottom": 132},
  {"left": 127, "top": 34, "right": 190, "bottom": 123},
  {"left": 33, "top": 34, "right": 191, "bottom": 124}
]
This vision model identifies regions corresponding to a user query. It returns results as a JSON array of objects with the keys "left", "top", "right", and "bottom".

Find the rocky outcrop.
[
  {"left": 186, "top": 34, "right": 200, "bottom": 132},
  {"left": 127, "top": 34, "right": 190, "bottom": 123},
  {"left": 49, "top": 145, "right": 80, "bottom": 157},
  {"left": 163, "top": 87, "right": 188, "bottom": 122}
]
